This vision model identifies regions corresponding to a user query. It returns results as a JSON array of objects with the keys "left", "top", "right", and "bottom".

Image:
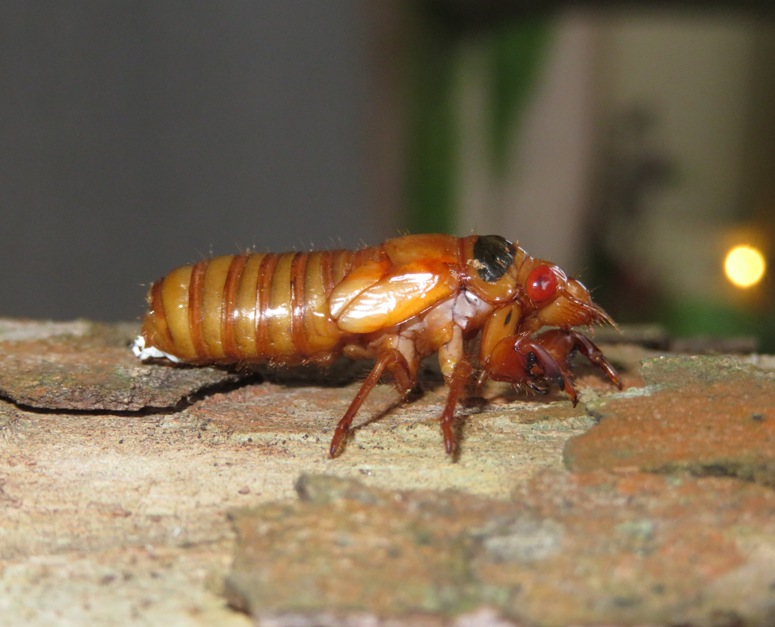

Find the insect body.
[{"left": 133, "top": 234, "right": 621, "bottom": 456}]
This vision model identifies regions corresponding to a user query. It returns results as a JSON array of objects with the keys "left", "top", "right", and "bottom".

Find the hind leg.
[{"left": 329, "top": 348, "right": 414, "bottom": 458}]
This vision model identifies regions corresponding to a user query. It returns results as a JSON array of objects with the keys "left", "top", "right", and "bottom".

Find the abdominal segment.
[{"left": 139, "top": 249, "right": 385, "bottom": 365}]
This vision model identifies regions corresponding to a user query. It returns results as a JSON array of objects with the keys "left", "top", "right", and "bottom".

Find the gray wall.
[{"left": 1, "top": 3, "right": 383, "bottom": 321}]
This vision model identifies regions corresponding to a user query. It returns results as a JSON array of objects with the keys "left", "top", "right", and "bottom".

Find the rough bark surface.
[{"left": 1, "top": 319, "right": 773, "bottom": 626}]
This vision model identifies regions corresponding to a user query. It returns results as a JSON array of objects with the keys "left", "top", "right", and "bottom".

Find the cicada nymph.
[{"left": 133, "top": 234, "right": 621, "bottom": 456}]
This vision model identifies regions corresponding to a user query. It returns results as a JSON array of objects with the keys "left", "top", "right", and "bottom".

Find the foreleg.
[
  {"left": 486, "top": 335, "right": 577, "bottom": 403},
  {"left": 535, "top": 329, "right": 622, "bottom": 391},
  {"left": 483, "top": 329, "right": 620, "bottom": 406}
]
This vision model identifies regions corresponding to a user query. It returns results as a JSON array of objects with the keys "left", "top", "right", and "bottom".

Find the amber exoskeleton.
[{"left": 133, "top": 234, "right": 621, "bottom": 456}]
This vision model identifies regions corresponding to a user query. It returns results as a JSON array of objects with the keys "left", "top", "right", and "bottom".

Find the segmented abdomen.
[{"left": 140, "top": 247, "right": 383, "bottom": 364}]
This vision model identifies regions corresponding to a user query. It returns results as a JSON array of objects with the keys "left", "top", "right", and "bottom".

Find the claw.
[
  {"left": 329, "top": 424, "right": 348, "bottom": 459},
  {"left": 523, "top": 342, "right": 577, "bottom": 404},
  {"left": 484, "top": 328, "right": 618, "bottom": 406},
  {"left": 486, "top": 336, "right": 578, "bottom": 405},
  {"left": 565, "top": 332, "right": 622, "bottom": 390}
]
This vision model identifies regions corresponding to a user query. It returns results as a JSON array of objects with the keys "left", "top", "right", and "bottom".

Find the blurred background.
[{"left": 1, "top": 2, "right": 773, "bottom": 349}]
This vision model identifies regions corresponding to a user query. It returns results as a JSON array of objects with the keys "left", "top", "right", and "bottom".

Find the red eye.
[{"left": 526, "top": 265, "right": 558, "bottom": 302}]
